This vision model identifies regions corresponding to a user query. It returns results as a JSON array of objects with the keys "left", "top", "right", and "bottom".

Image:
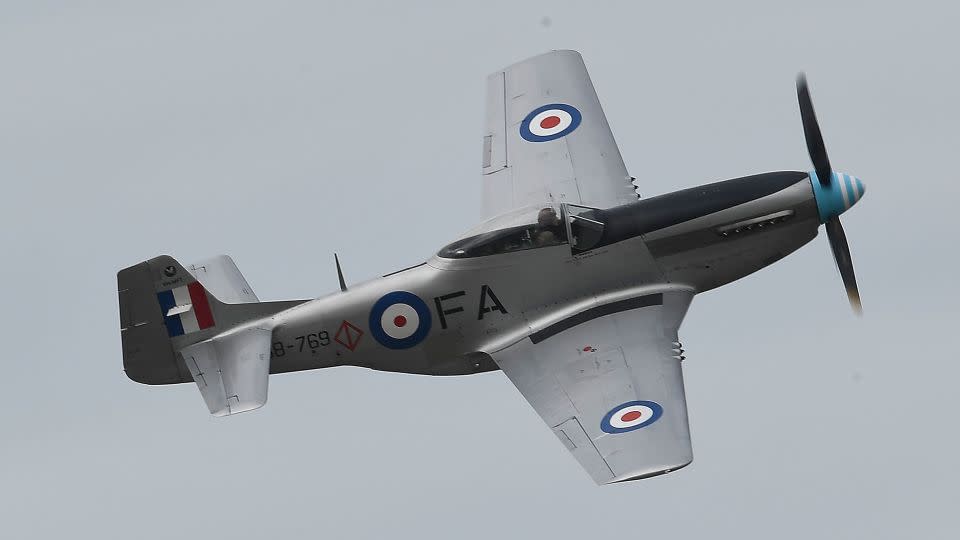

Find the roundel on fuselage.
[{"left": 368, "top": 291, "right": 432, "bottom": 349}]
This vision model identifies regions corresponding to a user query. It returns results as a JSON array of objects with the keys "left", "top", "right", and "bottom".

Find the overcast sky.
[{"left": 2, "top": 1, "right": 957, "bottom": 538}]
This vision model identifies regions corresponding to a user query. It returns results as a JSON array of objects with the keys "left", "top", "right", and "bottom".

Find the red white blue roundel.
[
  {"left": 600, "top": 400, "right": 663, "bottom": 434},
  {"left": 519, "top": 103, "right": 582, "bottom": 142},
  {"left": 369, "top": 291, "right": 432, "bottom": 350}
]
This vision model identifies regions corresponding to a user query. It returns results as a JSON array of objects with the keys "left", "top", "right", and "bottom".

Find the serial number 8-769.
[{"left": 271, "top": 331, "right": 330, "bottom": 358}]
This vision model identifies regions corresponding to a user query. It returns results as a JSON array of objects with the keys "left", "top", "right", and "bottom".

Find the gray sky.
[{"left": 1, "top": 1, "right": 957, "bottom": 538}]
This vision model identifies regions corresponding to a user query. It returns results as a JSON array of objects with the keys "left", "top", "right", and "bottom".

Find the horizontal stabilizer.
[
  {"left": 187, "top": 255, "right": 260, "bottom": 303},
  {"left": 181, "top": 326, "right": 273, "bottom": 416}
]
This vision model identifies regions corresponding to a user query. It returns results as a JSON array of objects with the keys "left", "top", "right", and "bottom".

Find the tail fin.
[{"left": 117, "top": 255, "right": 304, "bottom": 385}]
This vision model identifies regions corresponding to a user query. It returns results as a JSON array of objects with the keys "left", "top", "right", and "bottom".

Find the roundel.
[
  {"left": 369, "top": 291, "right": 432, "bottom": 349},
  {"left": 519, "top": 103, "right": 582, "bottom": 142},
  {"left": 600, "top": 400, "right": 663, "bottom": 434}
]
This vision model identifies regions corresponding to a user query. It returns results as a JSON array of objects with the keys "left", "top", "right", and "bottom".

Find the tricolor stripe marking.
[{"left": 157, "top": 281, "right": 215, "bottom": 337}]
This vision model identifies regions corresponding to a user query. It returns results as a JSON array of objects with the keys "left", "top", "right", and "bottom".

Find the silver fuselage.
[{"left": 263, "top": 171, "right": 819, "bottom": 377}]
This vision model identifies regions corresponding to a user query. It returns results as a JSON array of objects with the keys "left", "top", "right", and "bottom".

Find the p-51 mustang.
[{"left": 118, "top": 50, "right": 865, "bottom": 484}]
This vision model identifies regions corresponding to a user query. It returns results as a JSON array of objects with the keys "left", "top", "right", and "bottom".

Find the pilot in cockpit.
[{"left": 535, "top": 207, "right": 562, "bottom": 246}]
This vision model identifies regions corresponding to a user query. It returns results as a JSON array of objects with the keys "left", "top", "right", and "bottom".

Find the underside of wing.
[
  {"left": 481, "top": 50, "right": 638, "bottom": 220},
  {"left": 491, "top": 288, "right": 694, "bottom": 484}
]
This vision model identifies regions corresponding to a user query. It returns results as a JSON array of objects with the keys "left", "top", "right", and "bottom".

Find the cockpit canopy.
[
  {"left": 438, "top": 172, "right": 814, "bottom": 260},
  {"left": 437, "top": 203, "right": 605, "bottom": 259},
  {"left": 438, "top": 204, "right": 567, "bottom": 259}
]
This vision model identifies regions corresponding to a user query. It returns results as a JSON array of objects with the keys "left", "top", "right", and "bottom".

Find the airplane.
[{"left": 117, "top": 50, "right": 865, "bottom": 484}]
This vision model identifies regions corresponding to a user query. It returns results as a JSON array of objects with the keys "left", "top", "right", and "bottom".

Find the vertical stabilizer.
[{"left": 118, "top": 255, "right": 305, "bottom": 386}]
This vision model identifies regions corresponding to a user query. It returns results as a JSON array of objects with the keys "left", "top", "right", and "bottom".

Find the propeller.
[
  {"left": 796, "top": 74, "right": 862, "bottom": 315},
  {"left": 797, "top": 75, "right": 832, "bottom": 187}
]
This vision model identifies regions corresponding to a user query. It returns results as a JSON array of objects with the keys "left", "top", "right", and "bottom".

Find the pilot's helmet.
[{"left": 537, "top": 207, "right": 559, "bottom": 227}]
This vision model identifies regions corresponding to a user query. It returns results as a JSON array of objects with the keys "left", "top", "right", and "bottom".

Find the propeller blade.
[
  {"left": 796, "top": 74, "right": 832, "bottom": 186},
  {"left": 824, "top": 216, "right": 862, "bottom": 315}
]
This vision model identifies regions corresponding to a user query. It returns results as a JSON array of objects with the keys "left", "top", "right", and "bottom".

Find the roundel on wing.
[
  {"left": 369, "top": 291, "right": 432, "bottom": 349},
  {"left": 600, "top": 400, "right": 663, "bottom": 434},
  {"left": 519, "top": 103, "right": 582, "bottom": 142}
]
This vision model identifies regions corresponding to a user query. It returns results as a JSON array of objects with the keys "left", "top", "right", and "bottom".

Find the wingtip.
[{"left": 603, "top": 459, "right": 693, "bottom": 485}]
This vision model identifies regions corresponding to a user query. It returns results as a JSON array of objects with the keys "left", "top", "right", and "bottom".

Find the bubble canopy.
[{"left": 438, "top": 203, "right": 568, "bottom": 259}]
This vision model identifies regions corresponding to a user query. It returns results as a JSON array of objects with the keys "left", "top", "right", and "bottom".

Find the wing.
[
  {"left": 491, "top": 289, "right": 694, "bottom": 484},
  {"left": 481, "top": 50, "right": 638, "bottom": 220}
]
